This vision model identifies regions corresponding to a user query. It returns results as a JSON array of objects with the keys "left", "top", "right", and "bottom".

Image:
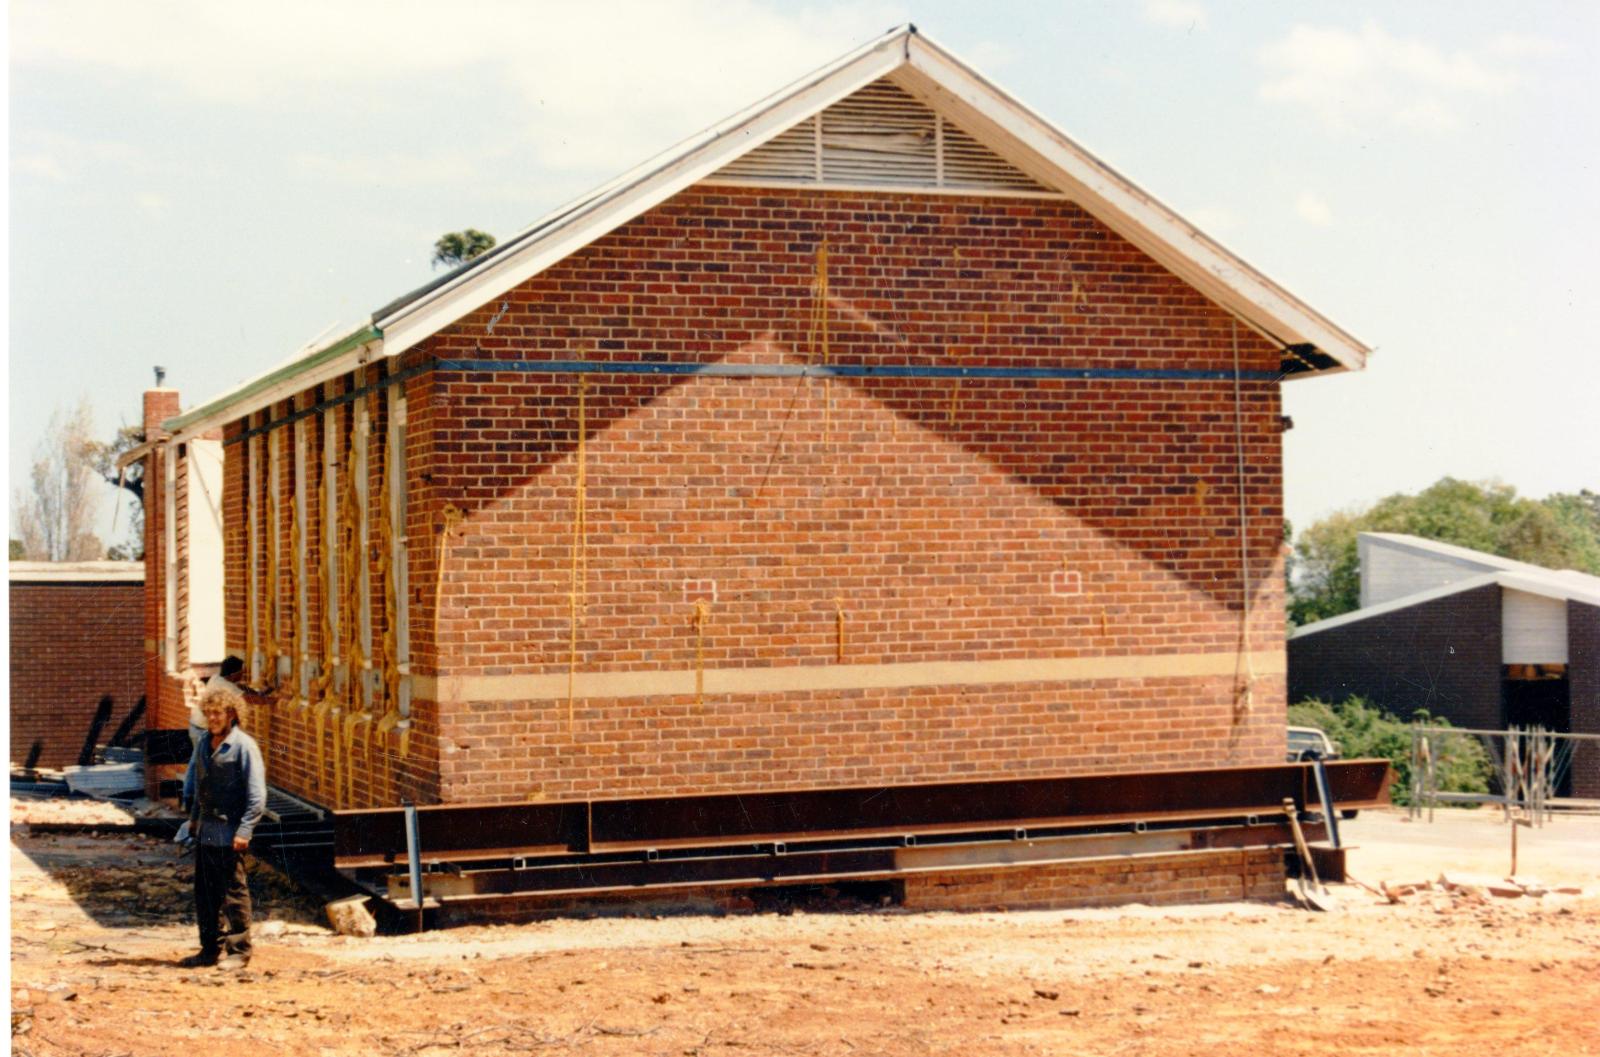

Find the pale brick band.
[{"left": 416, "top": 649, "right": 1285, "bottom": 703}]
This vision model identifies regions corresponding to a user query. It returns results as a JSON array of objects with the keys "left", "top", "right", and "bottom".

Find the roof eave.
[
  {"left": 162, "top": 322, "right": 384, "bottom": 438},
  {"left": 373, "top": 25, "right": 916, "bottom": 358},
  {"left": 170, "top": 21, "right": 1373, "bottom": 435},
  {"left": 899, "top": 33, "right": 1371, "bottom": 375}
]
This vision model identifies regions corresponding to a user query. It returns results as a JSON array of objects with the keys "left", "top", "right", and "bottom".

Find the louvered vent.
[
  {"left": 712, "top": 79, "right": 1052, "bottom": 194},
  {"left": 940, "top": 121, "right": 1045, "bottom": 191}
]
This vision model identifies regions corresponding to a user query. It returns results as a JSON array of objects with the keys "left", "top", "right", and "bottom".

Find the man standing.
[
  {"left": 183, "top": 656, "right": 246, "bottom": 753},
  {"left": 180, "top": 683, "right": 266, "bottom": 970}
]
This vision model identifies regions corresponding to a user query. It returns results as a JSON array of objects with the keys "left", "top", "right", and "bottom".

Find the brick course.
[{"left": 218, "top": 185, "right": 1290, "bottom": 822}]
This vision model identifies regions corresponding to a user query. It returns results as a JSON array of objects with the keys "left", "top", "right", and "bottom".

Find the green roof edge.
[{"left": 163, "top": 323, "right": 383, "bottom": 434}]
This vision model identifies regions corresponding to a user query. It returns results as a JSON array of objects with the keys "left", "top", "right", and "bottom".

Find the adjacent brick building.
[
  {"left": 9, "top": 562, "right": 145, "bottom": 770},
  {"left": 119, "top": 387, "right": 228, "bottom": 793},
  {"left": 1289, "top": 532, "right": 1600, "bottom": 799},
  {"left": 140, "top": 27, "right": 1373, "bottom": 908}
]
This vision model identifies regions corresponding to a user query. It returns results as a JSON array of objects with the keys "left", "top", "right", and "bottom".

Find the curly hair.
[{"left": 197, "top": 682, "right": 249, "bottom": 731}]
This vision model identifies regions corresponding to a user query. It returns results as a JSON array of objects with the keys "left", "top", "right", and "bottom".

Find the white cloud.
[
  {"left": 11, "top": 1, "right": 908, "bottom": 173},
  {"left": 1143, "top": 1, "right": 1207, "bottom": 31},
  {"left": 1259, "top": 21, "right": 1526, "bottom": 134},
  {"left": 1295, "top": 191, "right": 1333, "bottom": 227}
]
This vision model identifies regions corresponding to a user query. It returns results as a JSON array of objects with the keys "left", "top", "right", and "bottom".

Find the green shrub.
[{"left": 1287, "top": 696, "right": 1493, "bottom": 806}]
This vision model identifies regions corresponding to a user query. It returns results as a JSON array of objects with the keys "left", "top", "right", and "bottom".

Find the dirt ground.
[{"left": 10, "top": 798, "right": 1600, "bottom": 1057}]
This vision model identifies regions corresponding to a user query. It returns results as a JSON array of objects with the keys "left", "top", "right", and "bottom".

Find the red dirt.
[{"left": 11, "top": 802, "right": 1600, "bottom": 1057}]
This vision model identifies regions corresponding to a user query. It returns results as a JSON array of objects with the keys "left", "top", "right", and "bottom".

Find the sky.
[{"left": 8, "top": 0, "right": 1599, "bottom": 555}]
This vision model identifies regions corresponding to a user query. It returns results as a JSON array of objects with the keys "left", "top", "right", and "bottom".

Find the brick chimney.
[{"left": 143, "top": 388, "right": 181, "bottom": 441}]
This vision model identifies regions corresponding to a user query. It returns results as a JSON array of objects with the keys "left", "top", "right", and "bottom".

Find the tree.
[
  {"left": 1288, "top": 477, "right": 1600, "bottom": 627},
  {"left": 1544, "top": 490, "right": 1600, "bottom": 569},
  {"left": 83, "top": 423, "right": 146, "bottom": 560},
  {"left": 12, "top": 400, "right": 104, "bottom": 561},
  {"left": 1288, "top": 696, "right": 1491, "bottom": 806},
  {"left": 431, "top": 229, "right": 496, "bottom": 270}
]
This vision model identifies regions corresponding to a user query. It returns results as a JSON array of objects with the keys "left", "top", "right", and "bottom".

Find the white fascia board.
[
  {"left": 1290, "top": 573, "right": 1502, "bottom": 639},
  {"left": 902, "top": 35, "right": 1370, "bottom": 374},
  {"left": 9, "top": 561, "right": 144, "bottom": 582},
  {"left": 376, "top": 33, "right": 910, "bottom": 358},
  {"left": 1498, "top": 571, "right": 1600, "bottom": 609}
]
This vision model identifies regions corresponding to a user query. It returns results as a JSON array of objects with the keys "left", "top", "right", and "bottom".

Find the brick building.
[
  {"left": 9, "top": 562, "right": 145, "bottom": 770},
  {"left": 114, "top": 387, "right": 228, "bottom": 793},
  {"left": 137, "top": 28, "right": 1374, "bottom": 909},
  {"left": 1289, "top": 532, "right": 1600, "bottom": 798}
]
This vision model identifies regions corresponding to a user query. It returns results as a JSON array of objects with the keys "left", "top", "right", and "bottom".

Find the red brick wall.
[
  {"left": 10, "top": 578, "right": 146, "bottom": 770},
  {"left": 141, "top": 391, "right": 181, "bottom": 737},
  {"left": 219, "top": 184, "right": 1290, "bottom": 810},
  {"left": 417, "top": 186, "right": 1287, "bottom": 802},
  {"left": 223, "top": 380, "right": 441, "bottom": 809}
]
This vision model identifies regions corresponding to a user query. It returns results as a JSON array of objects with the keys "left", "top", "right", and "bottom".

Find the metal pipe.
[
  {"left": 222, "top": 358, "right": 431, "bottom": 447},
  {"left": 434, "top": 357, "right": 1279, "bottom": 383},
  {"left": 1311, "top": 756, "right": 1341, "bottom": 849},
  {"left": 404, "top": 801, "right": 424, "bottom": 929},
  {"left": 221, "top": 354, "right": 1274, "bottom": 450}
]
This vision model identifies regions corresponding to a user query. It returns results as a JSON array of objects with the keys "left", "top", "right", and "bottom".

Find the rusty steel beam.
[
  {"left": 377, "top": 817, "right": 1328, "bottom": 903},
  {"left": 334, "top": 801, "right": 589, "bottom": 868},
  {"left": 333, "top": 760, "right": 1388, "bottom": 869}
]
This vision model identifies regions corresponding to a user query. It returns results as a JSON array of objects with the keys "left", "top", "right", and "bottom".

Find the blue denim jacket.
[{"left": 184, "top": 726, "right": 267, "bottom": 848}]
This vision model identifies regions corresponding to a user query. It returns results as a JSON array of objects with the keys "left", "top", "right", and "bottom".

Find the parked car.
[
  {"left": 1286, "top": 725, "right": 1340, "bottom": 763},
  {"left": 1286, "top": 725, "right": 1358, "bottom": 819}
]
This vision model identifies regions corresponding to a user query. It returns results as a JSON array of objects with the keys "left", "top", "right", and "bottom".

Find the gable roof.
[
  {"left": 1292, "top": 533, "right": 1600, "bottom": 639},
  {"left": 1360, "top": 531, "right": 1597, "bottom": 586},
  {"left": 166, "top": 24, "right": 1371, "bottom": 439}
]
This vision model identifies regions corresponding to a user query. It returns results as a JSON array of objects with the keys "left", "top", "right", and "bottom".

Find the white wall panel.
[
  {"left": 186, "top": 439, "right": 227, "bottom": 664},
  {"left": 1502, "top": 589, "right": 1568, "bottom": 664},
  {"left": 1360, "top": 536, "right": 1497, "bottom": 608}
]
